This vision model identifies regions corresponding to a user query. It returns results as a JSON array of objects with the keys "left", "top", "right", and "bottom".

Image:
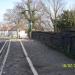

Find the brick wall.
[{"left": 32, "top": 31, "right": 75, "bottom": 56}]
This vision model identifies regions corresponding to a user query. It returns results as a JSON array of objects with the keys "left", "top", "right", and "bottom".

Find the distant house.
[
  {"left": 19, "top": 30, "right": 28, "bottom": 38},
  {"left": 0, "top": 25, "right": 10, "bottom": 37},
  {"left": 8, "top": 26, "right": 17, "bottom": 38},
  {"left": 0, "top": 24, "right": 28, "bottom": 38},
  {"left": 8, "top": 26, "right": 28, "bottom": 38}
]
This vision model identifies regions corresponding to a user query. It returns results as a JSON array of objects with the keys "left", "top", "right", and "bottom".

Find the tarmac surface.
[{"left": 0, "top": 39, "right": 75, "bottom": 75}]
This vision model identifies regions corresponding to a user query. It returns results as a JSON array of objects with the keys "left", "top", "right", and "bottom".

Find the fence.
[{"left": 32, "top": 31, "right": 75, "bottom": 57}]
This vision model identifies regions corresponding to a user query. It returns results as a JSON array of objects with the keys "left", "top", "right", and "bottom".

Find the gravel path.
[{"left": 22, "top": 39, "right": 75, "bottom": 75}]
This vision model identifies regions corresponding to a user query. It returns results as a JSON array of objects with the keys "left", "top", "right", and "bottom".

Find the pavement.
[
  {"left": 22, "top": 39, "right": 75, "bottom": 75},
  {"left": 0, "top": 39, "right": 75, "bottom": 75}
]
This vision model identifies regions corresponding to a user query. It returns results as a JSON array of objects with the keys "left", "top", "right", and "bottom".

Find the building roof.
[{"left": 0, "top": 24, "right": 26, "bottom": 31}]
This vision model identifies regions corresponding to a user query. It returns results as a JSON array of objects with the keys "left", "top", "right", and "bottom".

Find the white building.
[{"left": 0, "top": 24, "right": 28, "bottom": 38}]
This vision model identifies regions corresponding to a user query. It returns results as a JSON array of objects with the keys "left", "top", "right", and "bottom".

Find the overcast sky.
[{"left": 0, "top": 0, "right": 75, "bottom": 22}]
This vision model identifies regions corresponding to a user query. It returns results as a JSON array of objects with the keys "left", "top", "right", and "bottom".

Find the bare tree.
[
  {"left": 4, "top": 8, "right": 27, "bottom": 38},
  {"left": 15, "top": 0, "right": 44, "bottom": 31},
  {"left": 4, "top": 0, "right": 45, "bottom": 38},
  {"left": 41, "top": 0, "right": 64, "bottom": 32},
  {"left": 4, "top": 0, "right": 60, "bottom": 33}
]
